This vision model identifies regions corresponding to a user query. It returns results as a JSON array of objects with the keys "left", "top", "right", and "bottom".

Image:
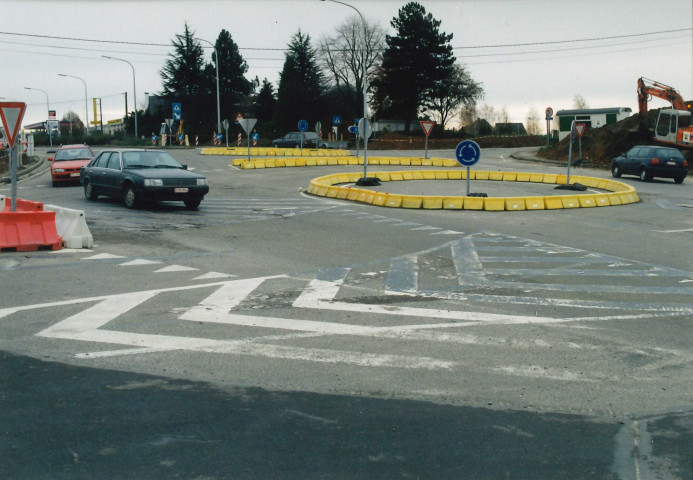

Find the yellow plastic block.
[
  {"left": 284, "top": 158, "right": 296, "bottom": 167},
  {"left": 484, "top": 198, "right": 505, "bottom": 211},
  {"left": 443, "top": 160, "right": 457, "bottom": 167},
  {"left": 347, "top": 158, "right": 359, "bottom": 165},
  {"left": 489, "top": 171, "right": 504, "bottom": 181},
  {"left": 402, "top": 196, "right": 423, "bottom": 209},
  {"left": 346, "top": 188, "right": 361, "bottom": 201},
  {"left": 443, "top": 197, "right": 464, "bottom": 209},
  {"left": 434, "top": 171, "right": 448, "bottom": 180},
  {"left": 596, "top": 180, "right": 611, "bottom": 190},
  {"left": 475, "top": 171, "right": 490, "bottom": 180},
  {"left": 399, "top": 158, "right": 411, "bottom": 166},
  {"left": 356, "top": 190, "right": 370, "bottom": 203},
  {"left": 254, "top": 160, "right": 266, "bottom": 169},
  {"left": 384, "top": 194, "right": 403, "bottom": 208},
  {"left": 529, "top": 174, "right": 544, "bottom": 183},
  {"left": 327, "top": 158, "right": 338, "bottom": 165},
  {"left": 373, "top": 193, "right": 388, "bottom": 206},
  {"left": 516, "top": 173, "right": 531, "bottom": 182},
  {"left": 316, "top": 186, "right": 329, "bottom": 196},
  {"left": 337, "top": 157, "right": 349, "bottom": 165},
  {"left": 619, "top": 191, "right": 638, "bottom": 204},
  {"left": 432, "top": 158, "right": 444, "bottom": 167},
  {"left": 316, "top": 158, "right": 327, "bottom": 165},
  {"left": 595, "top": 195, "right": 611, "bottom": 206},
  {"left": 503, "top": 172, "right": 517, "bottom": 181},
  {"left": 271, "top": 159, "right": 283, "bottom": 168},
  {"left": 412, "top": 171, "right": 424, "bottom": 180},
  {"left": 402, "top": 172, "right": 414, "bottom": 180},
  {"left": 544, "top": 196, "right": 564, "bottom": 209},
  {"left": 524, "top": 197, "right": 545, "bottom": 210},
  {"left": 560, "top": 195, "right": 580, "bottom": 208},
  {"left": 578, "top": 195, "right": 597, "bottom": 207},
  {"left": 375, "top": 173, "right": 390, "bottom": 182},
  {"left": 422, "top": 196, "right": 444, "bottom": 209},
  {"left": 505, "top": 198, "right": 526, "bottom": 210},
  {"left": 364, "top": 191, "right": 376, "bottom": 204},
  {"left": 337, "top": 174, "right": 351, "bottom": 184},
  {"left": 423, "top": 171, "right": 436, "bottom": 180},
  {"left": 542, "top": 174, "right": 558, "bottom": 184},
  {"left": 448, "top": 170, "right": 462, "bottom": 180},
  {"left": 410, "top": 158, "right": 422, "bottom": 166},
  {"left": 553, "top": 175, "right": 567, "bottom": 185},
  {"left": 389, "top": 172, "right": 403, "bottom": 181},
  {"left": 607, "top": 193, "right": 622, "bottom": 205},
  {"left": 232, "top": 159, "right": 243, "bottom": 167},
  {"left": 335, "top": 188, "right": 349, "bottom": 199},
  {"left": 326, "top": 186, "right": 340, "bottom": 198},
  {"left": 463, "top": 197, "right": 484, "bottom": 210},
  {"left": 421, "top": 159, "right": 433, "bottom": 166}
]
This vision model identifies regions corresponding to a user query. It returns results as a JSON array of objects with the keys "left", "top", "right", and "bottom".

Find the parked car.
[
  {"left": 611, "top": 146, "right": 688, "bottom": 183},
  {"left": 50, "top": 144, "right": 95, "bottom": 186},
  {"left": 271, "top": 132, "right": 326, "bottom": 149},
  {"left": 80, "top": 149, "right": 209, "bottom": 209}
]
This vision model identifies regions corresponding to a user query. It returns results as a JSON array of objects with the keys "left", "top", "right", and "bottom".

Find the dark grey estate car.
[
  {"left": 611, "top": 145, "right": 688, "bottom": 183},
  {"left": 271, "top": 132, "right": 325, "bottom": 148},
  {"left": 80, "top": 149, "right": 209, "bottom": 209}
]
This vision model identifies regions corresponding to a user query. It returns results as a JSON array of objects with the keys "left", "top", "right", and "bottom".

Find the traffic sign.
[
  {"left": 455, "top": 140, "right": 481, "bottom": 167},
  {"left": 348, "top": 125, "right": 359, "bottom": 134},
  {"left": 358, "top": 118, "right": 372, "bottom": 138},
  {"left": 575, "top": 123, "right": 586, "bottom": 137},
  {"left": 235, "top": 112, "right": 244, "bottom": 123},
  {"left": 545, "top": 107, "right": 553, "bottom": 119},
  {"left": 298, "top": 119, "right": 308, "bottom": 132},
  {"left": 315, "top": 121, "right": 322, "bottom": 134},
  {"left": 420, "top": 120, "right": 435, "bottom": 137},
  {"left": 172, "top": 103, "right": 182, "bottom": 120},
  {"left": 0, "top": 102, "right": 26, "bottom": 148},
  {"left": 239, "top": 118, "right": 257, "bottom": 135},
  {"left": 223, "top": 119, "right": 229, "bottom": 131},
  {"left": 333, "top": 115, "right": 342, "bottom": 125}
]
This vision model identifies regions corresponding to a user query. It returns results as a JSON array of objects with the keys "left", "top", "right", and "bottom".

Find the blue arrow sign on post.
[
  {"left": 297, "top": 119, "right": 308, "bottom": 132},
  {"left": 172, "top": 102, "right": 182, "bottom": 121}
]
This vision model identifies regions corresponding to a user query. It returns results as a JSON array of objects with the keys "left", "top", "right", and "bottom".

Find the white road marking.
[
  {"left": 119, "top": 259, "right": 162, "bottom": 266},
  {"left": 154, "top": 265, "right": 199, "bottom": 273}
]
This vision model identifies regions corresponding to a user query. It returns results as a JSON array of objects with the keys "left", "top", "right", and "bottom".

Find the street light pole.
[
  {"left": 321, "top": 0, "right": 371, "bottom": 182},
  {"left": 197, "top": 37, "right": 222, "bottom": 134},
  {"left": 58, "top": 73, "right": 89, "bottom": 137},
  {"left": 24, "top": 86, "right": 52, "bottom": 147},
  {"left": 102, "top": 55, "right": 138, "bottom": 138}
]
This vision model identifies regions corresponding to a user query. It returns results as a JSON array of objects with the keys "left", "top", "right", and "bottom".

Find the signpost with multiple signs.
[{"left": 0, "top": 102, "right": 27, "bottom": 211}]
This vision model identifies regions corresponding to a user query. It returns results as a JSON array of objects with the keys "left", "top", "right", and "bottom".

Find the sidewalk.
[{"left": 1, "top": 155, "right": 48, "bottom": 184}]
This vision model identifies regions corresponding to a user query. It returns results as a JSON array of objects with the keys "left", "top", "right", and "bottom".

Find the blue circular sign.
[
  {"left": 297, "top": 119, "right": 308, "bottom": 132},
  {"left": 251, "top": 133, "right": 259, "bottom": 141},
  {"left": 455, "top": 140, "right": 481, "bottom": 167}
]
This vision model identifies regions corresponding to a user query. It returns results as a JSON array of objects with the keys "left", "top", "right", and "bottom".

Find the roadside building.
[{"left": 555, "top": 107, "right": 632, "bottom": 140}]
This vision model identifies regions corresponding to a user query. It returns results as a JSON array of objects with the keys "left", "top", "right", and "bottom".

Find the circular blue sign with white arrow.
[
  {"left": 455, "top": 140, "right": 481, "bottom": 167},
  {"left": 297, "top": 119, "right": 308, "bottom": 132}
]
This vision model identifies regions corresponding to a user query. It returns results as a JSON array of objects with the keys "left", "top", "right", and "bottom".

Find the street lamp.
[
  {"left": 102, "top": 55, "right": 138, "bottom": 138},
  {"left": 196, "top": 37, "right": 222, "bottom": 134},
  {"left": 58, "top": 73, "right": 89, "bottom": 136},
  {"left": 24, "top": 86, "right": 52, "bottom": 147},
  {"left": 321, "top": 0, "right": 372, "bottom": 183}
]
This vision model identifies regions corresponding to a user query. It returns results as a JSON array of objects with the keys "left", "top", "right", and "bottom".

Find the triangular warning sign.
[
  {"left": 575, "top": 123, "right": 586, "bottom": 138},
  {"left": 0, "top": 102, "right": 27, "bottom": 148},
  {"left": 420, "top": 120, "right": 435, "bottom": 137}
]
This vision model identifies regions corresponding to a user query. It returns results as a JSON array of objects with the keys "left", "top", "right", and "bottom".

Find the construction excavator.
[{"left": 637, "top": 77, "right": 693, "bottom": 149}]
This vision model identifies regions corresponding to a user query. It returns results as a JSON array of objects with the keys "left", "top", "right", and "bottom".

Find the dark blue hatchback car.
[
  {"left": 80, "top": 149, "right": 209, "bottom": 209},
  {"left": 611, "top": 146, "right": 688, "bottom": 184}
]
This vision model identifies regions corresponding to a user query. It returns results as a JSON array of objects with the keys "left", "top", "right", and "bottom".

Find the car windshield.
[
  {"left": 122, "top": 151, "right": 182, "bottom": 169},
  {"left": 55, "top": 148, "right": 92, "bottom": 161}
]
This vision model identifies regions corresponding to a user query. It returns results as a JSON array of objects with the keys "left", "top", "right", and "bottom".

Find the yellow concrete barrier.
[
  {"left": 422, "top": 196, "right": 444, "bottom": 209},
  {"left": 505, "top": 198, "right": 526, "bottom": 210},
  {"left": 443, "top": 197, "right": 464, "bottom": 209},
  {"left": 544, "top": 196, "right": 564, "bottom": 209},
  {"left": 463, "top": 197, "right": 484, "bottom": 210},
  {"left": 484, "top": 198, "right": 505, "bottom": 211},
  {"left": 560, "top": 195, "right": 580, "bottom": 208},
  {"left": 384, "top": 194, "right": 403, "bottom": 208},
  {"left": 524, "top": 196, "right": 545, "bottom": 210},
  {"left": 402, "top": 196, "right": 423, "bottom": 208}
]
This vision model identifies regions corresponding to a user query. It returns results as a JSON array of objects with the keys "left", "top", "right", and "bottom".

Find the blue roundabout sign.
[{"left": 455, "top": 140, "right": 481, "bottom": 167}]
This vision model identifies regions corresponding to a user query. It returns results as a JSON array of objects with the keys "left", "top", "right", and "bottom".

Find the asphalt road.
[{"left": 1, "top": 146, "right": 692, "bottom": 479}]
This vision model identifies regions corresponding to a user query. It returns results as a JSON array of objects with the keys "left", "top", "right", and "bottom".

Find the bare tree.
[
  {"left": 478, "top": 104, "right": 497, "bottom": 125},
  {"left": 573, "top": 94, "right": 588, "bottom": 109},
  {"left": 526, "top": 107, "right": 540, "bottom": 135},
  {"left": 319, "top": 16, "right": 385, "bottom": 113},
  {"left": 424, "top": 63, "right": 483, "bottom": 129},
  {"left": 500, "top": 106, "right": 509, "bottom": 124}
]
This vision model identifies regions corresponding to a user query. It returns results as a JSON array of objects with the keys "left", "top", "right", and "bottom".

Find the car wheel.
[
  {"left": 123, "top": 184, "right": 139, "bottom": 209},
  {"left": 674, "top": 175, "right": 685, "bottom": 184},
  {"left": 639, "top": 168, "right": 651, "bottom": 182},
  {"left": 184, "top": 198, "right": 201, "bottom": 209},
  {"left": 611, "top": 164, "right": 621, "bottom": 177},
  {"left": 84, "top": 180, "right": 98, "bottom": 200}
]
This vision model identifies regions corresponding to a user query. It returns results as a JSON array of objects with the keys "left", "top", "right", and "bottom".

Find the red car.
[{"left": 50, "top": 144, "right": 95, "bottom": 186}]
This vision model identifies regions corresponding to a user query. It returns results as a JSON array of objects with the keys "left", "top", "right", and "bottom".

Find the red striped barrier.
[
  {"left": 0, "top": 211, "right": 62, "bottom": 252},
  {"left": 2, "top": 197, "right": 44, "bottom": 212}
]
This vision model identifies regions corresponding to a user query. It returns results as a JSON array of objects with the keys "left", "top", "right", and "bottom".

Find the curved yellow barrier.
[
  {"left": 305, "top": 170, "right": 639, "bottom": 211},
  {"left": 227, "top": 156, "right": 459, "bottom": 168},
  {"left": 201, "top": 146, "right": 350, "bottom": 157}
]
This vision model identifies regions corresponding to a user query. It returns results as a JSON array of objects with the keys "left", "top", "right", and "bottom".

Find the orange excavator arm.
[{"left": 638, "top": 77, "right": 690, "bottom": 116}]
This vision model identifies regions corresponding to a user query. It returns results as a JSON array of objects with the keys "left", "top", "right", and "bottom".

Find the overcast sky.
[{"left": 1, "top": 0, "right": 691, "bottom": 131}]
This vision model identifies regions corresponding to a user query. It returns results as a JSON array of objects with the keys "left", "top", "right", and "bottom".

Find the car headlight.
[
  {"left": 196, "top": 178, "right": 208, "bottom": 186},
  {"left": 53, "top": 168, "right": 65, "bottom": 173},
  {"left": 144, "top": 179, "right": 164, "bottom": 187}
]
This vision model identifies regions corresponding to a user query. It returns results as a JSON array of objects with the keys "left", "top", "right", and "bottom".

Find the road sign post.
[
  {"left": 420, "top": 121, "right": 435, "bottom": 159},
  {"left": 455, "top": 140, "right": 481, "bottom": 196},
  {"left": 223, "top": 119, "right": 230, "bottom": 149},
  {"left": 545, "top": 107, "right": 553, "bottom": 148},
  {"left": 0, "top": 102, "right": 27, "bottom": 212},
  {"left": 315, "top": 121, "right": 322, "bottom": 152},
  {"left": 356, "top": 118, "right": 377, "bottom": 185},
  {"left": 238, "top": 118, "right": 257, "bottom": 162}
]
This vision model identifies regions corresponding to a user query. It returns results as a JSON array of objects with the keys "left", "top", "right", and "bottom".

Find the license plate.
[
  {"left": 174, "top": 187, "right": 189, "bottom": 193},
  {"left": 667, "top": 161, "right": 676, "bottom": 166},
  {"left": 70, "top": 172, "right": 81, "bottom": 177}
]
